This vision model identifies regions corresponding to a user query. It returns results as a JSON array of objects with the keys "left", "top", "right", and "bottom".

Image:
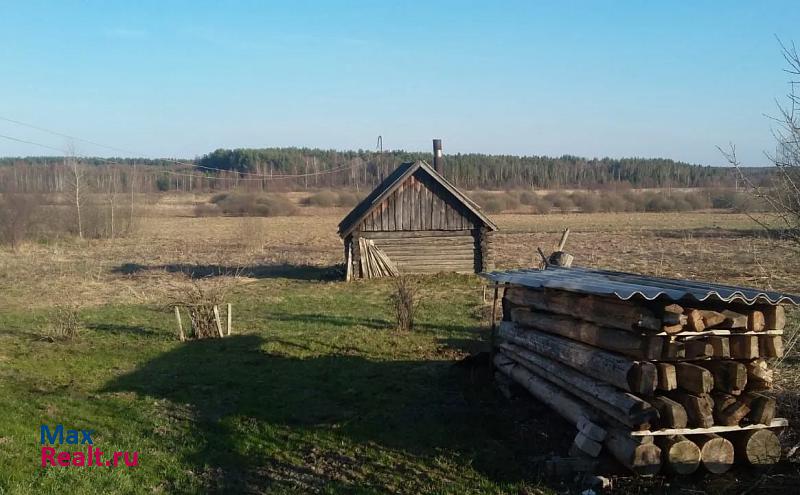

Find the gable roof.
[{"left": 338, "top": 160, "right": 498, "bottom": 237}]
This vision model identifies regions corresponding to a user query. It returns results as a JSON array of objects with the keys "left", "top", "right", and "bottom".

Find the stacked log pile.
[{"left": 494, "top": 285, "right": 788, "bottom": 475}]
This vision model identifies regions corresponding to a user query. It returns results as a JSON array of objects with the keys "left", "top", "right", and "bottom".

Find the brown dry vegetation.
[{"left": 1, "top": 193, "right": 799, "bottom": 492}]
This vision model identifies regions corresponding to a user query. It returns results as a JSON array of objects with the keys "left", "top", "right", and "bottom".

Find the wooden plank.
[
  {"left": 631, "top": 418, "right": 789, "bottom": 436},
  {"left": 226, "top": 303, "right": 232, "bottom": 336},
  {"left": 174, "top": 306, "right": 185, "bottom": 341},
  {"left": 213, "top": 305, "right": 224, "bottom": 338},
  {"left": 363, "top": 229, "right": 474, "bottom": 239}
]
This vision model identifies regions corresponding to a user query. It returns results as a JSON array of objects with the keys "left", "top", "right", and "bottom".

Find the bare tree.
[
  {"left": 721, "top": 39, "right": 800, "bottom": 247},
  {"left": 65, "top": 147, "right": 85, "bottom": 240}
]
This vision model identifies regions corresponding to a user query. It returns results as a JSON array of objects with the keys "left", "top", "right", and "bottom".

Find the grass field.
[{"left": 1, "top": 198, "right": 799, "bottom": 494}]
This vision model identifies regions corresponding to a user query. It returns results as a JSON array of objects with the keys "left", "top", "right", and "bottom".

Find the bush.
[
  {"left": 194, "top": 203, "right": 221, "bottom": 217},
  {"left": 545, "top": 192, "right": 575, "bottom": 211},
  {"left": 0, "top": 193, "right": 39, "bottom": 250},
  {"left": 304, "top": 190, "right": 338, "bottom": 207},
  {"left": 336, "top": 191, "right": 364, "bottom": 207},
  {"left": 482, "top": 198, "right": 505, "bottom": 214},
  {"left": 209, "top": 192, "right": 298, "bottom": 217},
  {"left": 518, "top": 191, "right": 539, "bottom": 205},
  {"left": 389, "top": 276, "right": 418, "bottom": 332},
  {"left": 44, "top": 305, "right": 82, "bottom": 341}
]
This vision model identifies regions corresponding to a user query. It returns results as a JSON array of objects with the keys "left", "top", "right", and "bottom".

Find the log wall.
[
  {"left": 358, "top": 172, "right": 476, "bottom": 232},
  {"left": 361, "top": 230, "right": 476, "bottom": 274}
]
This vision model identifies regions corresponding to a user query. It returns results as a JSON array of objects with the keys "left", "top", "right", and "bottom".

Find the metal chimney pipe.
[{"left": 432, "top": 139, "right": 443, "bottom": 174}]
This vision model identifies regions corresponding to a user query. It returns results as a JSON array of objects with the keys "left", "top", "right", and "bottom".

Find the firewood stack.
[{"left": 492, "top": 279, "right": 792, "bottom": 475}]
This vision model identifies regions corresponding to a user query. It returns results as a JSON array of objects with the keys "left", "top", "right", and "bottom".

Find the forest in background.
[{"left": 0, "top": 147, "right": 776, "bottom": 194}]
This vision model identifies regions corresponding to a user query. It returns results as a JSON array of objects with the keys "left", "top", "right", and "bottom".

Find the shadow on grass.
[
  {"left": 112, "top": 262, "right": 343, "bottom": 281},
  {"left": 262, "top": 311, "right": 476, "bottom": 335},
  {"left": 103, "top": 335, "right": 568, "bottom": 492},
  {"left": 86, "top": 323, "right": 158, "bottom": 336}
]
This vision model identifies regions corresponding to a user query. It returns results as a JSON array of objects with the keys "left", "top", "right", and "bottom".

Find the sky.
[{"left": 0, "top": 1, "right": 798, "bottom": 166}]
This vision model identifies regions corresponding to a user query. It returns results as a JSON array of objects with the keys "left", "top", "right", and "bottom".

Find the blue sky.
[{"left": 0, "top": 1, "right": 797, "bottom": 165}]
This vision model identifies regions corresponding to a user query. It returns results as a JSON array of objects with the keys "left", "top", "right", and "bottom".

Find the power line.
[{"left": 0, "top": 115, "right": 367, "bottom": 179}]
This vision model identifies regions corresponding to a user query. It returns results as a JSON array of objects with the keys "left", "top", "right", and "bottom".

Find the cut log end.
[
  {"left": 696, "top": 434, "right": 735, "bottom": 474},
  {"left": 657, "top": 435, "right": 701, "bottom": 475},
  {"left": 732, "top": 429, "right": 781, "bottom": 466}
]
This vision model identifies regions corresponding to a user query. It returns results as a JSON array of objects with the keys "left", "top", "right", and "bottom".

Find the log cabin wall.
[
  {"left": 354, "top": 171, "right": 485, "bottom": 275},
  {"left": 340, "top": 161, "right": 497, "bottom": 279}
]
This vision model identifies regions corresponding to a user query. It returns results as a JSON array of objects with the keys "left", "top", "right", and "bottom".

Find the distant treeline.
[
  {"left": 197, "top": 148, "right": 749, "bottom": 189},
  {"left": 0, "top": 148, "right": 774, "bottom": 194}
]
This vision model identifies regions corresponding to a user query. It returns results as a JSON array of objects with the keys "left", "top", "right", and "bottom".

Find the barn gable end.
[{"left": 338, "top": 160, "right": 497, "bottom": 279}]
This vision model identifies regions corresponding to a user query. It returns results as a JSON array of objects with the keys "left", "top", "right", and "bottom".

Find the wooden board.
[{"left": 630, "top": 418, "right": 788, "bottom": 436}]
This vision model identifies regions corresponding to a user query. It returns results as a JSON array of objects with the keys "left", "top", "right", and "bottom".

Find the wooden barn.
[{"left": 338, "top": 156, "right": 497, "bottom": 280}]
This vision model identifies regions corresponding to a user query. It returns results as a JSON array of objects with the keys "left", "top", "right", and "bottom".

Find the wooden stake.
[
  {"left": 213, "top": 305, "right": 224, "bottom": 338},
  {"left": 226, "top": 303, "right": 232, "bottom": 336},
  {"left": 174, "top": 306, "right": 185, "bottom": 342}
]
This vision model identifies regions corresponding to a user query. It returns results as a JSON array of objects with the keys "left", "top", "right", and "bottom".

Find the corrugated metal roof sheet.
[{"left": 482, "top": 266, "right": 800, "bottom": 305}]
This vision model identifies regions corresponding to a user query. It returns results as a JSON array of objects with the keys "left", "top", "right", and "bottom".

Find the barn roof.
[
  {"left": 482, "top": 266, "right": 800, "bottom": 306},
  {"left": 338, "top": 160, "right": 498, "bottom": 237}
]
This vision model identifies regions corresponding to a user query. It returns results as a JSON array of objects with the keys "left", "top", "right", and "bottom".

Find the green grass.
[{"left": 0, "top": 274, "right": 558, "bottom": 494}]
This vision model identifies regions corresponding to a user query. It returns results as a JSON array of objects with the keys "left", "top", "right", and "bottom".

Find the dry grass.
[{"left": 2, "top": 207, "right": 799, "bottom": 310}]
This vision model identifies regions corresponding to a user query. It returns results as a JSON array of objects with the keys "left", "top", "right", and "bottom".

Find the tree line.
[{"left": 0, "top": 149, "right": 775, "bottom": 194}]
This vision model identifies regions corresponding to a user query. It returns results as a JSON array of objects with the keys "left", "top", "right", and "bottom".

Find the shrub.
[
  {"left": 545, "top": 192, "right": 575, "bottom": 211},
  {"left": 0, "top": 193, "right": 39, "bottom": 250},
  {"left": 304, "top": 190, "right": 338, "bottom": 207},
  {"left": 194, "top": 203, "right": 221, "bottom": 217},
  {"left": 209, "top": 192, "right": 298, "bottom": 217},
  {"left": 44, "top": 305, "right": 82, "bottom": 341},
  {"left": 336, "top": 191, "right": 363, "bottom": 207},
  {"left": 518, "top": 191, "right": 539, "bottom": 205},
  {"left": 389, "top": 276, "right": 418, "bottom": 332},
  {"left": 482, "top": 198, "right": 505, "bottom": 214}
]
